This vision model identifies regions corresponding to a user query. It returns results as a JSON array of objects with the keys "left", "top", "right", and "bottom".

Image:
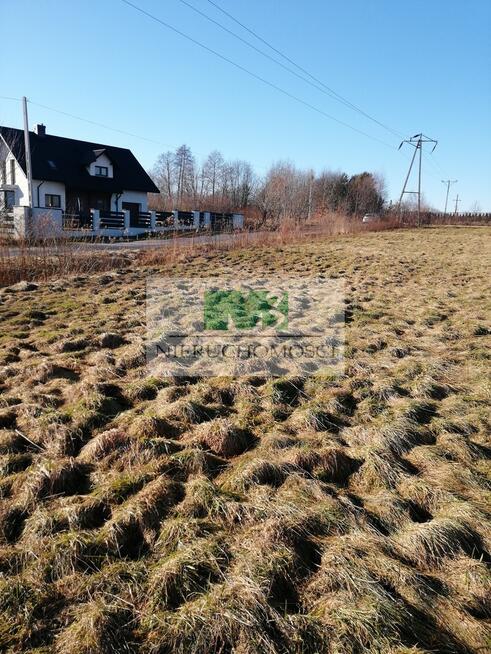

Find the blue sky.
[{"left": 2, "top": 0, "right": 490, "bottom": 210}]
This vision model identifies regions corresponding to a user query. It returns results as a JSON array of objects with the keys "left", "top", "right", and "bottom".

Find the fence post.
[
  {"left": 92, "top": 209, "right": 100, "bottom": 232},
  {"left": 232, "top": 213, "right": 244, "bottom": 229},
  {"left": 13, "top": 206, "right": 30, "bottom": 239},
  {"left": 31, "top": 208, "right": 63, "bottom": 238},
  {"left": 172, "top": 210, "right": 179, "bottom": 229},
  {"left": 150, "top": 211, "right": 156, "bottom": 231},
  {"left": 123, "top": 210, "right": 131, "bottom": 232},
  {"left": 203, "top": 211, "right": 211, "bottom": 228},
  {"left": 192, "top": 211, "right": 200, "bottom": 229}
]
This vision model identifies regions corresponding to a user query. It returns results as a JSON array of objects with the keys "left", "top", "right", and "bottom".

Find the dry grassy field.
[{"left": 0, "top": 226, "right": 489, "bottom": 653}]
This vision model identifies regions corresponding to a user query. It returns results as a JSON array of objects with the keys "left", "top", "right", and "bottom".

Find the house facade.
[{"left": 0, "top": 123, "right": 159, "bottom": 230}]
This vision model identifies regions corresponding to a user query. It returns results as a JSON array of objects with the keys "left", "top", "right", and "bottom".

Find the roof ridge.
[
  {"left": 0, "top": 125, "right": 159, "bottom": 194},
  {"left": 0, "top": 124, "right": 132, "bottom": 153}
]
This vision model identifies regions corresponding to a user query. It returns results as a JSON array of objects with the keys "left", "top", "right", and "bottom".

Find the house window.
[
  {"left": 9, "top": 160, "right": 15, "bottom": 184},
  {"left": 45, "top": 194, "right": 61, "bottom": 208},
  {"left": 2, "top": 190, "right": 15, "bottom": 210},
  {"left": 94, "top": 165, "right": 108, "bottom": 177},
  {"left": 1, "top": 160, "right": 6, "bottom": 185}
]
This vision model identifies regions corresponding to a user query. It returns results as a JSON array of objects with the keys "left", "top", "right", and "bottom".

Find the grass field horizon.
[{"left": 0, "top": 225, "right": 489, "bottom": 653}]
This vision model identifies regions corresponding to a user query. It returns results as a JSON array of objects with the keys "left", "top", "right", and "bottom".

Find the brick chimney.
[{"left": 35, "top": 124, "right": 46, "bottom": 137}]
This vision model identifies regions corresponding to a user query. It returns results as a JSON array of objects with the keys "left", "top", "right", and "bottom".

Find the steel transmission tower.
[
  {"left": 398, "top": 133, "right": 437, "bottom": 225},
  {"left": 441, "top": 179, "right": 457, "bottom": 214}
]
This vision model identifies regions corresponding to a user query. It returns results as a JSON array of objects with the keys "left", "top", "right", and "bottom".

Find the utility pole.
[
  {"left": 453, "top": 194, "right": 461, "bottom": 215},
  {"left": 307, "top": 171, "right": 314, "bottom": 222},
  {"left": 398, "top": 133, "right": 437, "bottom": 226},
  {"left": 22, "top": 96, "right": 33, "bottom": 209},
  {"left": 417, "top": 135, "right": 423, "bottom": 219},
  {"left": 398, "top": 143, "right": 418, "bottom": 220},
  {"left": 441, "top": 179, "right": 457, "bottom": 214}
]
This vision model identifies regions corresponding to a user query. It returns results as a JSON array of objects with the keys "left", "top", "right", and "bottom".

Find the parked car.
[{"left": 362, "top": 213, "right": 381, "bottom": 223}]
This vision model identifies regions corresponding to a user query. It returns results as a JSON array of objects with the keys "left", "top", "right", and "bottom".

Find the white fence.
[{"left": 2, "top": 208, "right": 244, "bottom": 240}]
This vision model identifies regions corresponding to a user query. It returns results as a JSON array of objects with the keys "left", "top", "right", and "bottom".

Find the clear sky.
[{"left": 1, "top": 0, "right": 490, "bottom": 211}]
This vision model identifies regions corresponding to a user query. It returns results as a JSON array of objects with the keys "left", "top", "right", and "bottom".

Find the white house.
[
  {"left": 0, "top": 123, "right": 160, "bottom": 235},
  {"left": 0, "top": 123, "right": 244, "bottom": 238}
]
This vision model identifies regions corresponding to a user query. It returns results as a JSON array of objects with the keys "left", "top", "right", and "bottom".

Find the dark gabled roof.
[{"left": 0, "top": 126, "right": 160, "bottom": 194}]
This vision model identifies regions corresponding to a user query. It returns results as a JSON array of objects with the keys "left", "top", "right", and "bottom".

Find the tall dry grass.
[
  {"left": 140, "top": 212, "right": 403, "bottom": 267},
  {"left": 0, "top": 236, "right": 132, "bottom": 287},
  {"left": 0, "top": 211, "right": 487, "bottom": 287}
]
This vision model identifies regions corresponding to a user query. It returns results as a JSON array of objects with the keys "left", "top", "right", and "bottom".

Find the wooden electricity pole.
[
  {"left": 22, "top": 96, "right": 33, "bottom": 209},
  {"left": 307, "top": 171, "right": 314, "bottom": 222},
  {"left": 441, "top": 179, "right": 457, "bottom": 214}
]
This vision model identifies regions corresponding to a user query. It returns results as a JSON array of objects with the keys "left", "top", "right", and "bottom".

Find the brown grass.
[
  {"left": 2, "top": 212, "right": 477, "bottom": 288},
  {"left": 0, "top": 236, "right": 133, "bottom": 287},
  {"left": 0, "top": 226, "right": 489, "bottom": 653}
]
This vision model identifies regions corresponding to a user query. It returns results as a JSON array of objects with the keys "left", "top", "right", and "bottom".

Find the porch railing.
[
  {"left": 62, "top": 212, "right": 92, "bottom": 230},
  {"left": 176, "top": 211, "right": 194, "bottom": 227},
  {"left": 210, "top": 212, "right": 233, "bottom": 232},
  {"left": 58, "top": 208, "right": 244, "bottom": 235},
  {"left": 0, "top": 209, "right": 14, "bottom": 236},
  {"left": 99, "top": 210, "right": 125, "bottom": 230},
  {"left": 136, "top": 211, "right": 152, "bottom": 228},
  {"left": 155, "top": 211, "right": 174, "bottom": 228}
]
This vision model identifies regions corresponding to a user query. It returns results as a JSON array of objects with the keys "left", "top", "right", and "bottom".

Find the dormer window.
[{"left": 95, "top": 165, "right": 108, "bottom": 177}]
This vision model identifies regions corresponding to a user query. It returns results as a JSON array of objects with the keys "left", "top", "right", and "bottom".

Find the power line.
[
  {"left": 30, "top": 100, "right": 171, "bottom": 147},
  {"left": 1, "top": 24, "right": 438, "bottom": 178},
  {"left": 0, "top": 95, "right": 23, "bottom": 103},
  {"left": 121, "top": 1, "right": 446, "bottom": 184},
  {"left": 119, "top": 0, "right": 398, "bottom": 150},
  {"left": 0, "top": 94, "right": 272, "bottom": 171},
  {"left": 205, "top": 0, "right": 404, "bottom": 139},
  {"left": 426, "top": 153, "right": 443, "bottom": 175},
  {"left": 424, "top": 158, "right": 445, "bottom": 183},
  {"left": 1, "top": 94, "right": 169, "bottom": 147},
  {"left": 0, "top": 94, "right": 443, "bottom": 185},
  {"left": 178, "top": 1, "right": 335, "bottom": 96},
  {"left": 428, "top": 151, "right": 448, "bottom": 177},
  {"left": 179, "top": 0, "right": 403, "bottom": 140},
  {"left": 421, "top": 151, "right": 448, "bottom": 182}
]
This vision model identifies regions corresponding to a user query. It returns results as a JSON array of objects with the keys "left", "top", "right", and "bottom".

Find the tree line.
[{"left": 149, "top": 144, "right": 385, "bottom": 224}]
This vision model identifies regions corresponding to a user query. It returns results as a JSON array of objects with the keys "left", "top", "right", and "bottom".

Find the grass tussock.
[
  {"left": 16, "top": 458, "right": 91, "bottom": 508},
  {"left": 78, "top": 428, "right": 129, "bottom": 462},
  {"left": 102, "top": 476, "right": 184, "bottom": 556},
  {"left": 395, "top": 518, "right": 486, "bottom": 568},
  {"left": 142, "top": 577, "right": 294, "bottom": 654},
  {"left": 147, "top": 537, "right": 229, "bottom": 610},
  {"left": 55, "top": 597, "right": 134, "bottom": 654},
  {"left": 176, "top": 476, "right": 244, "bottom": 524},
  {"left": 191, "top": 417, "right": 256, "bottom": 458}
]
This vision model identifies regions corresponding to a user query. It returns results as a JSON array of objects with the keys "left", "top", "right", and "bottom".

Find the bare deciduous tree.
[{"left": 149, "top": 146, "right": 386, "bottom": 222}]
